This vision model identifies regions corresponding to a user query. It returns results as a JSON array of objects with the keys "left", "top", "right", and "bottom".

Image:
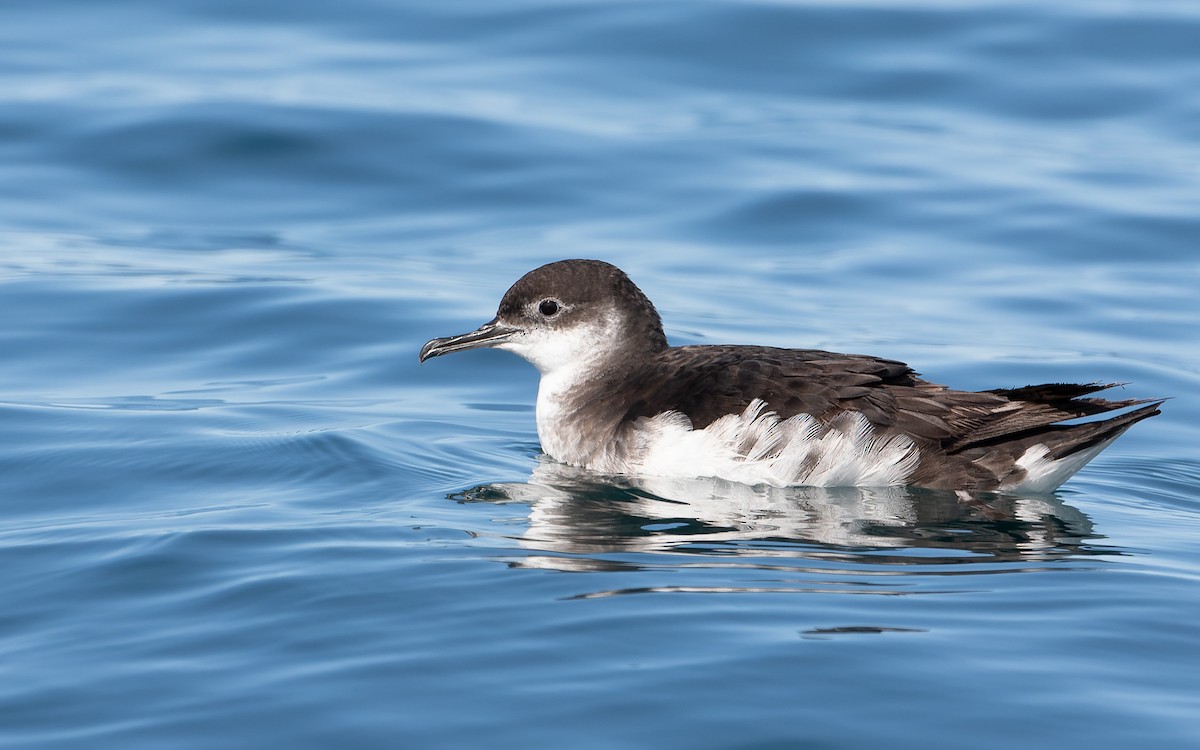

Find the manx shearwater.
[{"left": 419, "top": 259, "right": 1161, "bottom": 492}]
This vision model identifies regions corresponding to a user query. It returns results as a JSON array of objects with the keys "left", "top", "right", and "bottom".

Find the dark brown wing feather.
[{"left": 620, "top": 345, "right": 917, "bottom": 427}]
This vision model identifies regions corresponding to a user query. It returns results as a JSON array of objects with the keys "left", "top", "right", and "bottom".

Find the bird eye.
[{"left": 538, "top": 299, "right": 561, "bottom": 317}]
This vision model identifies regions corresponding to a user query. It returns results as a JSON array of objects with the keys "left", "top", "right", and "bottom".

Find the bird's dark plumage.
[{"left": 420, "top": 259, "right": 1162, "bottom": 492}]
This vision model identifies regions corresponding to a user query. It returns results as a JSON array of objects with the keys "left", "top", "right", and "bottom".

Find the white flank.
[{"left": 630, "top": 400, "right": 919, "bottom": 487}]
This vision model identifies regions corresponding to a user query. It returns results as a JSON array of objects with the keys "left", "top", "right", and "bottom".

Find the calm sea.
[{"left": 2, "top": 1, "right": 1198, "bottom": 748}]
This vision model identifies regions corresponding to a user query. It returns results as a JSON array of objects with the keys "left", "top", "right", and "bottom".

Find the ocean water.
[{"left": 2, "top": 1, "right": 1199, "bottom": 747}]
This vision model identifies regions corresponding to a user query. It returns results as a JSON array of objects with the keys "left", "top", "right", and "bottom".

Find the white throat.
[{"left": 495, "top": 315, "right": 626, "bottom": 465}]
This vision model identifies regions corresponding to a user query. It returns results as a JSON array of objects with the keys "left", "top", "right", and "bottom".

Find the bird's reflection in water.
[{"left": 453, "top": 459, "right": 1104, "bottom": 575}]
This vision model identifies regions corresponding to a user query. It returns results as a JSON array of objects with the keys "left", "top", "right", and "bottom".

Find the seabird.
[{"left": 419, "top": 259, "right": 1161, "bottom": 492}]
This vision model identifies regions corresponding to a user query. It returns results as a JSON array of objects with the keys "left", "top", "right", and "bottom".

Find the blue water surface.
[{"left": 2, "top": 1, "right": 1199, "bottom": 748}]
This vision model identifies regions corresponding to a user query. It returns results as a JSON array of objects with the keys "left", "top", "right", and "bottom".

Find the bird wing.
[{"left": 620, "top": 345, "right": 1155, "bottom": 451}]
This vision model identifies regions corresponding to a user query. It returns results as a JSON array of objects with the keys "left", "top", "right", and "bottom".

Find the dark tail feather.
[
  {"left": 950, "top": 383, "right": 1163, "bottom": 453},
  {"left": 1044, "top": 401, "right": 1164, "bottom": 460},
  {"left": 987, "top": 382, "right": 1157, "bottom": 418}
]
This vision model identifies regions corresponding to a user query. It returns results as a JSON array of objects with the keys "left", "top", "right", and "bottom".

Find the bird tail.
[{"left": 988, "top": 397, "right": 1163, "bottom": 493}]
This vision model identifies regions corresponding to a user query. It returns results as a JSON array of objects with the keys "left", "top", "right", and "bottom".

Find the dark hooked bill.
[{"left": 419, "top": 319, "right": 517, "bottom": 362}]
